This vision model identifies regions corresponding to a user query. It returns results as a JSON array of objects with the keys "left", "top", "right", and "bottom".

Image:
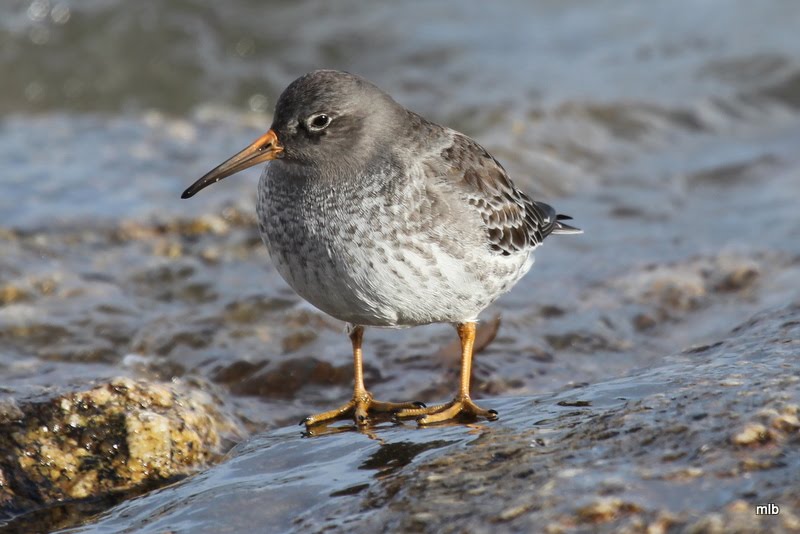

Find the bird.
[{"left": 182, "top": 70, "right": 580, "bottom": 428}]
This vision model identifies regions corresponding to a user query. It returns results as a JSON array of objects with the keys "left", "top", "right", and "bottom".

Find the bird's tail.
[{"left": 552, "top": 213, "right": 582, "bottom": 234}]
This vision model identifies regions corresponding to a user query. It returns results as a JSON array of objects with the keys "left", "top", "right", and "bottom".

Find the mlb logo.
[{"left": 755, "top": 503, "right": 780, "bottom": 515}]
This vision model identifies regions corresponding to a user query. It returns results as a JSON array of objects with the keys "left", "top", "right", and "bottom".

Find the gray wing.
[{"left": 437, "top": 134, "right": 577, "bottom": 256}]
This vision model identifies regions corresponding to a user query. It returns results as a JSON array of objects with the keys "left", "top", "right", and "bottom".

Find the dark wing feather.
[{"left": 439, "top": 134, "right": 575, "bottom": 256}]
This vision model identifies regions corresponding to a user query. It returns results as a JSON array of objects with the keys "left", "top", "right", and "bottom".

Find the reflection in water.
[
  {"left": 301, "top": 415, "right": 399, "bottom": 438},
  {"left": 359, "top": 440, "right": 454, "bottom": 478},
  {"left": 0, "top": 476, "right": 185, "bottom": 533}
]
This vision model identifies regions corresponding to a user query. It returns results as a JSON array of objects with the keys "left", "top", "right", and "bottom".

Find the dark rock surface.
[{"left": 52, "top": 301, "right": 799, "bottom": 534}]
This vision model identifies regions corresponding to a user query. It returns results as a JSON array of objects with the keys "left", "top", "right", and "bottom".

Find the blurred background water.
[{"left": 1, "top": 0, "right": 800, "bottom": 531}]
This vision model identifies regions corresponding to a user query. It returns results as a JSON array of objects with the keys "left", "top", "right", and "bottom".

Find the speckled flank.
[{"left": 258, "top": 160, "right": 531, "bottom": 327}]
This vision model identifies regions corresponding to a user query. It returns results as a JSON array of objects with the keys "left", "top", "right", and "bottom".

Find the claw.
[
  {"left": 302, "top": 394, "right": 426, "bottom": 428},
  {"left": 396, "top": 397, "right": 498, "bottom": 425}
]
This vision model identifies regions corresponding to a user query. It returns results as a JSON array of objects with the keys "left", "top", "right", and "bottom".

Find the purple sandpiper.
[{"left": 182, "top": 70, "right": 581, "bottom": 428}]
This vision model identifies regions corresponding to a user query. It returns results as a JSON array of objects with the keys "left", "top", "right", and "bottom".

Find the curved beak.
[{"left": 181, "top": 129, "right": 283, "bottom": 199}]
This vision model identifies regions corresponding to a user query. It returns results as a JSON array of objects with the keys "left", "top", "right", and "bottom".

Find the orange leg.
[
  {"left": 396, "top": 322, "right": 498, "bottom": 425},
  {"left": 301, "top": 325, "right": 424, "bottom": 428}
]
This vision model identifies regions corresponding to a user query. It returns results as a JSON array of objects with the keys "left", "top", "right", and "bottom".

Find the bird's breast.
[
  {"left": 255, "top": 165, "right": 531, "bottom": 326},
  {"left": 256, "top": 166, "right": 405, "bottom": 323}
]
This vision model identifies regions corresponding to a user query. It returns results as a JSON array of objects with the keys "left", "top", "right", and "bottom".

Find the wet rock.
[
  {"left": 225, "top": 357, "right": 354, "bottom": 399},
  {"left": 212, "top": 360, "right": 269, "bottom": 385},
  {"left": 114, "top": 211, "right": 252, "bottom": 242},
  {"left": 435, "top": 315, "right": 500, "bottom": 364},
  {"left": 732, "top": 423, "right": 772, "bottom": 446},
  {"left": 545, "top": 330, "right": 628, "bottom": 352},
  {"left": 575, "top": 497, "right": 642, "bottom": 525},
  {"left": 632, "top": 312, "right": 657, "bottom": 331},
  {"left": 0, "top": 377, "right": 242, "bottom": 523},
  {"left": 131, "top": 316, "right": 221, "bottom": 357},
  {"left": 0, "top": 285, "right": 31, "bottom": 306},
  {"left": 63, "top": 300, "right": 800, "bottom": 534},
  {"left": 128, "top": 262, "right": 217, "bottom": 304},
  {"left": 599, "top": 252, "right": 770, "bottom": 333},
  {"left": 713, "top": 261, "right": 760, "bottom": 292},
  {"left": 281, "top": 330, "right": 319, "bottom": 353},
  {"left": 223, "top": 295, "right": 295, "bottom": 324}
]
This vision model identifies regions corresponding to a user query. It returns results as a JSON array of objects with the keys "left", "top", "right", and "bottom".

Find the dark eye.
[{"left": 307, "top": 113, "right": 331, "bottom": 131}]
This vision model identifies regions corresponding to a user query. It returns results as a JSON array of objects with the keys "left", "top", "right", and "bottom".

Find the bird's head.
[{"left": 182, "top": 70, "right": 401, "bottom": 198}]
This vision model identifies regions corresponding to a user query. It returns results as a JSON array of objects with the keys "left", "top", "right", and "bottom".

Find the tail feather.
[
  {"left": 553, "top": 221, "right": 582, "bottom": 234},
  {"left": 553, "top": 213, "right": 582, "bottom": 234},
  {"left": 531, "top": 201, "right": 582, "bottom": 236}
]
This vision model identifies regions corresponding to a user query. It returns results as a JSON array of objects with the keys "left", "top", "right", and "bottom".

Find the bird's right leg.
[
  {"left": 301, "top": 325, "right": 424, "bottom": 428},
  {"left": 395, "top": 322, "right": 498, "bottom": 425}
]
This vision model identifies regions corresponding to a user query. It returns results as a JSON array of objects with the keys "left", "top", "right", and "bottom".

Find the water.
[{"left": 1, "top": 0, "right": 799, "bottom": 531}]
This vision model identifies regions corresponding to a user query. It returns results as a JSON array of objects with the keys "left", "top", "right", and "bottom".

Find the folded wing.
[{"left": 438, "top": 134, "right": 581, "bottom": 256}]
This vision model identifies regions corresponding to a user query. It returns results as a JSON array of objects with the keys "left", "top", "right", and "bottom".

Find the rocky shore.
[{"left": 15, "top": 300, "right": 791, "bottom": 534}]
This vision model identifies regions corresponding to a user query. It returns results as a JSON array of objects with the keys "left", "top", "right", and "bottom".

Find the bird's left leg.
[
  {"left": 302, "top": 325, "right": 424, "bottom": 428},
  {"left": 395, "top": 321, "right": 498, "bottom": 424}
]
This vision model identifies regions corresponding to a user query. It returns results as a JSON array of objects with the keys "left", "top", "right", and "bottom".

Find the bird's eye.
[{"left": 307, "top": 113, "right": 331, "bottom": 131}]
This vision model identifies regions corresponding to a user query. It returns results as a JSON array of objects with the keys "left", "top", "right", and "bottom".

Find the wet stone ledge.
[{"left": 50, "top": 299, "right": 800, "bottom": 534}]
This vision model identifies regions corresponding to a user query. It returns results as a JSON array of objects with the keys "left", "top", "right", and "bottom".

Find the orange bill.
[{"left": 181, "top": 129, "right": 283, "bottom": 199}]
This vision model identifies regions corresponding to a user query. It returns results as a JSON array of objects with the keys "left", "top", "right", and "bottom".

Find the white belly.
[{"left": 256, "top": 166, "right": 532, "bottom": 327}]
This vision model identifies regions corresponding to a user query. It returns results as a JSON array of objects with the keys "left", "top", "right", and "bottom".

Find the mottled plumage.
[
  {"left": 183, "top": 70, "right": 580, "bottom": 427},
  {"left": 433, "top": 131, "right": 575, "bottom": 255}
]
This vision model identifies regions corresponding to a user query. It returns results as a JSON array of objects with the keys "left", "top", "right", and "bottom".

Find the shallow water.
[{"left": 2, "top": 0, "right": 800, "bottom": 531}]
